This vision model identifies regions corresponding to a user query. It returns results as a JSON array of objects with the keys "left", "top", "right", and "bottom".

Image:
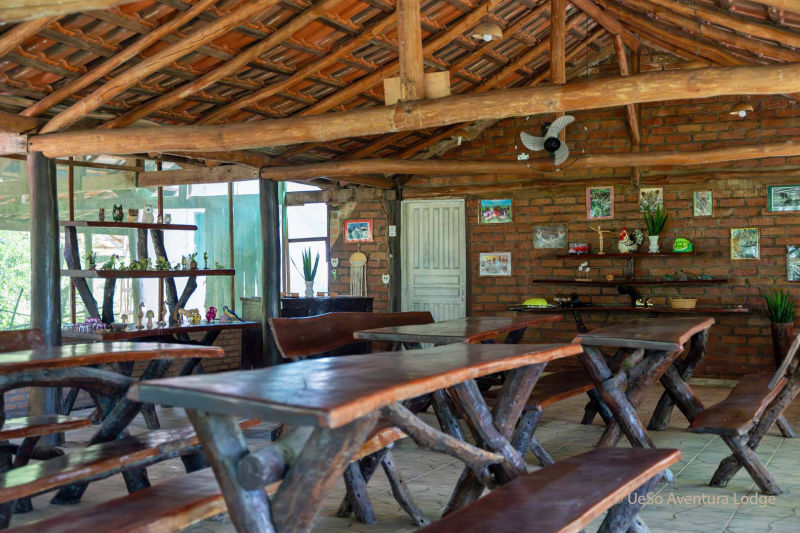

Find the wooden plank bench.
[
  {"left": 686, "top": 335, "right": 800, "bottom": 495},
  {"left": 269, "top": 311, "right": 434, "bottom": 526}
]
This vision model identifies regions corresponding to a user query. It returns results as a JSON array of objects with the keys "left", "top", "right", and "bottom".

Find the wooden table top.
[
  {"left": 353, "top": 315, "right": 562, "bottom": 344},
  {"left": 128, "top": 342, "right": 582, "bottom": 428},
  {"left": 62, "top": 321, "right": 259, "bottom": 342},
  {"left": 0, "top": 342, "right": 225, "bottom": 374},
  {"left": 573, "top": 317, "right": 715, "bottom": 352}
]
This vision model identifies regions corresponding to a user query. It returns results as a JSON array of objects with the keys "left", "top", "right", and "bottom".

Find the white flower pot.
[
  {"left": 648, "top": 235, "right": 660, "bottom": 253},
  {"left": 304, "top": 280, "right": 314, "bottom": 298}
]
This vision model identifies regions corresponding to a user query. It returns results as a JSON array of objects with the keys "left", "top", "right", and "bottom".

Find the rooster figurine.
[{"left": 618, "top": 228, "right": 644, "bottom": 253}]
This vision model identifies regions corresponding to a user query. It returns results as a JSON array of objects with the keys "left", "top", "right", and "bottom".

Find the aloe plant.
[
  {"left": 764, "top": 289, "right": 796, "bottom": 323},
  {"left": 292, "top": 248, "right": 319, "bottom": 282},
  {"left": 643, "top": 206, "right": 669, "bottom": 236}
]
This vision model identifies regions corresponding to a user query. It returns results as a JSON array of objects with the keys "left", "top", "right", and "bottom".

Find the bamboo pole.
[{"left": 24, "top": 62, "right": 800, "bottom": 158}]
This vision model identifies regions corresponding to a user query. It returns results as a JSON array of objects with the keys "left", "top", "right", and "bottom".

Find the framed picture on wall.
[
  {"left": 533, "top": 225, "right": 567, "bottom": 249},
  {"left": 479, "top": 199, "right": 512, "bottom": 224},
  {"left": 479, "top": 252, "right": 512, "bottom": 276},
  {"left": 731, "top": 227, "right": 759, "bottom": 260},
  {"left": 788, "top": 246, "right": 800, "bottom": 281},
  {"left": 694, "top": 191, "right": 713, "bottom": 216},
  {"left": 344, "top": 219, "right": 373, "bottom": 243},
  {"left": 638, "top": 187, "right": 664, "bottom": 212},
  {"left": 768, "top": 185, "right": 800, "bottom": 212},
  {"left": 587, "top": 186, "right": 614, "bottom": 220}
]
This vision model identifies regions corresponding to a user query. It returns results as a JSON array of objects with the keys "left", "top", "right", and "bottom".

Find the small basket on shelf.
[{"left": 669, "top": 297, "right": 697, "bottom": 309}]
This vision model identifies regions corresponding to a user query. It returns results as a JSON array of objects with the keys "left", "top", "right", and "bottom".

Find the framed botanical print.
[
  {"left": 587, "top": 186, "right": 614, "bottom": 220},
  {"left": 694, "top": 191, "right": 712, "bottom": 216},
  {"left": 731, "top": 228, "right": 759, "bottom": 260},
  {"left": 639, "top": 187, "right": 664, "bottom": 212}
]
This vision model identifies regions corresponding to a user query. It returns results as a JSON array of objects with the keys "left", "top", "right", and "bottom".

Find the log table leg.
[
  {"left": 337, "top": 449, "right": 388, "bottom": 518},
  {"left": 648, "top": 330, "right": 708, "bottom": 431}
]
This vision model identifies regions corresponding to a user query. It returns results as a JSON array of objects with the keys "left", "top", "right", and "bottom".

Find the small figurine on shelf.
[
  {"left": 120, "top": 313, "right": 128, "bottom": 325},
  {"left": 112, "top": 204, "right": 124, "bottom": 222},
  {"left": 214, "top": 261, "right": 224, "bottom": 269},
  {"left": 605, "top": 273, "right": 615, "bottom": 282},
  {"left": 575, "top": 261, "right": 591, "bottom": 281},
  {"left": 206, "top": 306, "right": 217, "bottom": 323},
  {"left": 86, "top": 251, "right": 97, "bottom": 270},
  {"left": 99, "top": 208, "right": 105, "bottom": 222},
  {"left": 101, "top": 254, "right": 118, "bottom": 270},
  {"left": 164, "top": 214, "right": 172, "bottom": 224},
  {"left": 127, "top": 208, "right": 139, "bottom": 223},
  {"left": 159, "top": 302, "right": 168, "bottom": 326},
  {"left": 618, "top": 228, "right": 644, "bottom": 253},
  {"left": 203, "top": 252, "right": 208, "bottom": 269},
  {"left": 223, "top": 305, "right": 243, "bottom": 322},
  {"left": 145, "top": 310, "right": 154, "bottom": 329},
  {"left": 155, "top": 256, "right": 171, "bottom": 271},
  {"left": 143, "top": 205, "right": 154, "bottom": 223},
  {"left": 589, "top": 226, "right": 610, "bottom": 255},
  {"left": 181, "top": 255, "right": 188, "bottom": 270},
  {"left": 189, "top": 252, "right": 198, "bottom": 270},
  {"left": 137, "top": 303, "right": 145, "bottom": 329}
]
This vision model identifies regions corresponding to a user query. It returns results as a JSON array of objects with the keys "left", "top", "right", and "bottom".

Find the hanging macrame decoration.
[{"left": 349, "top": 249, "right": 368, "bottom": 297}]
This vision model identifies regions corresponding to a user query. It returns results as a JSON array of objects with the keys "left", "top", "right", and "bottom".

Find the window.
[{"left": 282, "top": 183, "right": 328, "bottom": 295}]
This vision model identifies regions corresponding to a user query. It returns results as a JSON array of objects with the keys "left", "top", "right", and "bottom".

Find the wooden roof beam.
[
  {"left": 23, "top": 62, "right": 800, "bottom": 158},
  {"left": 397, "top": 0, "right": 426, "bottom": 101},
  {"left": 0, "top": 109, "right": 41, "bottom": 134},
  {"left": 570, "top": 0, "right": 638, "bottom": 49},
  {"left": 102, "top": 0, "right": 346, "bottom": 130},
  {"left": 38, "top": 0, "right": 278, "bottom": 134},
  {"left": 0, "top": 17, "right": 57, "bottom": 58},
  {"left": 21, "top": 0, "right": 218, "bottom": 119},
  {"left": 613, "top": 35, "right": 640, "bottom": 146},
  {"left": 0, "top": 1, "right": 130, "bottom": 22},
  {"left": 748, "top": 1, "right": 800, "bottom": 12},
  {"left": 258, "top": 141, "right": 800, "bottom": 179}
]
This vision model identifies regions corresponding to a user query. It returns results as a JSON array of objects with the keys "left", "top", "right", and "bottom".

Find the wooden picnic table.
[
  {"left": 573, "top": 317, "right": 714, "bottom": 455},
  {"left": 128, "top": 342, "right": 583, "bottom": 533},
  {"left": 353, "top": 315, "right": 562, "bottom": 345}
]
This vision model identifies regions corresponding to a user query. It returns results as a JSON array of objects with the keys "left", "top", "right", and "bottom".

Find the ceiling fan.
[{"left": 519, "top": 115, "right": 575, "bottom": 166}]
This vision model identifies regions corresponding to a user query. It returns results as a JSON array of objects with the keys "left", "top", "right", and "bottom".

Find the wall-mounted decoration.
[
  {"left": 533, "top": 225, "right": 566, "bottom": 249},
  {"left": 344, "top": 219, "right": 373, "bottom": 243},
  {"left": 788, "top": 246, "right": 800, "bottom": 281},
  {"left": 694, "top": 191, "right": 712, "bottom": 216},
  {"left": 349, "top": 250, "right": 368, "bottom": 295},
  {"left": 768, "top": 185, "right": 800, "bottom": 212},
  {"left": 587, "top": 186, "right": 613, "bottom": 220},
  {"left": 639, "top": 187, "right": 664, "bottom": 212},
  {"left": 479, "top": 252, "right": 512, "bottom": 276},
  {"left": 479, "top": 199, "right": 512, "bottom": 224},
  {"left": 731, "top": 227, "right": 759, "bottom": 260}
]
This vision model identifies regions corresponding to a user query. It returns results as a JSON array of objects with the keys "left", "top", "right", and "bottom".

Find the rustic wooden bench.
[
  {"left": 269, "top": 311, "right": 434, "bottom": 526},
  {"left": 687, "top": 335, "right": 800, "bottom": 495},
  {"left": 418, "top": 447, "right": 681, "bottom": 533}
]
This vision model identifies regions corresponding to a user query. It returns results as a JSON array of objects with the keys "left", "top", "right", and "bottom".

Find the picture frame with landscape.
[
  {"left": 533, "top": 225, "right": 567, "bottom": 249},
  {"left": 768, "top": 185, "right": 800, "bottom": 212},
  {"left": 344, "top": 219, "right": 373, "bottom": 243},
  {"left": 479, "top": 199, "right": 513, "bottom": 224},
  {"left": 479, "top": 252, "right": 512, "bottom": 276}
]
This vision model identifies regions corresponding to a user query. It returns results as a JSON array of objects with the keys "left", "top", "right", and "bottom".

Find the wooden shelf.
[
  {"left": 555, "top": 251, "right": 697, "bottom": 259},
  {"left": 59, "top": 220, "right": 197, "bottom": 231},
  {"left": 531, "top": 278, "right": 728, "bottom": 286},
  {"left": 510, "top": 304, "right": 753, "bottom": 315},
  {"left": 64, "top": 269, "right": 234, "bottom": 279},
  {"left": 63, "top": 321, "right": 259, "bottom": 341}
]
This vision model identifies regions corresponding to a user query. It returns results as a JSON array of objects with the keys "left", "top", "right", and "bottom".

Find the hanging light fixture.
[
  {"left": 471, "top": 3, "right": 502, "bottom": 42},
  {"left": 729, "top": 102, "right": 754, "bottom": 118}
]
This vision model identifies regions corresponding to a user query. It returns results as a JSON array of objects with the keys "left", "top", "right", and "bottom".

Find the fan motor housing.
[{"left": 543, "top": 136, "right": 561, "bottom": 153}]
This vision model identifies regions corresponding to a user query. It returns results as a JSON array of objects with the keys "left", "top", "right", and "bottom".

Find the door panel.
[{"left": 402, "top": 199, "right": 466, "bottom": 321}]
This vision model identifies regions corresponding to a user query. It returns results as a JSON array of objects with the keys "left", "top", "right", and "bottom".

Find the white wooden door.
[{"left": 401, "top": 199, "right": 466, "bottom": 321}]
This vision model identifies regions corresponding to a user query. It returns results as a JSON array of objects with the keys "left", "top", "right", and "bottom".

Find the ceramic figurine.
[
  {"left": 156, "top": 256, "right": 170, "bottom": 271},
  {"left": 181, "top": 255, "right": 188, "bottom": 270},
  {"left": 101, "top": 254, "right": 118, "bottom": 270},
  {"left": 86, "top": 251, "right": 97, "bottom": 270},
  {"left": 145, "top": 310, "right": 154, "bottom": 329},
  {"left": 143, "top": 205, "right": 154, "bottom": 223},
  {"left": 127, "top": 208, "right": 139, "bottom": 223},
  {"left": 203, "top": 252, "right": 208, "bottom": 269},
  {"left": 157, "top": 214, "right": 163, "bottom": 224},
  {"left": 99, "top": 208, "right": 105, "bottom": 221},
  {"left": 605, "top": 273, "right": 615, "bottom": 282},
  {"left": 214, "top": 261, "right": 224, "bottom": 269},
  {"left": 618, "top": 228, "right": 644, "bottom": 253},
  {"left": 120, "top": 313, "right": 128, "bottom": 325},
  {"left": 164, "top": 214, "right": 172, "bottom": 224},
  {"left": 206, "top": 306, "right": 217, "bottom": 323},
  {"left": 112, "top": 204, "right": 124, "bottom": 222},
  {"left": 223, "top": 305, "right": 242, "bottom": 322},
  {"left": 137, "top": 303, "right": 145, "bottom": 329},
  {"left": 189, "top": 252, "right": 197, "bottom": 270}
]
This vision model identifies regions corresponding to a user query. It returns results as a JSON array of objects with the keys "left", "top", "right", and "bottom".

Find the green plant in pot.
[
  {"left": 643, "top": 206, "right": 669, "bottom": 253},
  {"left": 764, "top": 289, "right": 796, "bottom": 367},
  {"left": 292, "top": 248, "right": 320, "bottom": 298}
]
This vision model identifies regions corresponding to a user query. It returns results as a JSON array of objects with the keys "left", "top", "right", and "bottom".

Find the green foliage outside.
[{"left": 0, "top": 230, "right": 31, "bottom": 329}]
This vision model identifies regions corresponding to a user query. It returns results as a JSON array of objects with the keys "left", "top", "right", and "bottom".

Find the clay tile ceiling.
[{"left": 1, "top": 0, "right": 799, "bottom": 177}]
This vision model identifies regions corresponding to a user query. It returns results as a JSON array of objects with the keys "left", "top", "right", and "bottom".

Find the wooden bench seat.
[
  {"left": 690, "top": 373, "right": 787, "bottom": 436},
  {"left": 419, "top": 447, "right": 681, "bottom": 533},
  {"left": 0, "top": 415, "right": 92, "bottom": 441},
  {"left": 0, "top": 420, "right": 259, "bottom": 503}
]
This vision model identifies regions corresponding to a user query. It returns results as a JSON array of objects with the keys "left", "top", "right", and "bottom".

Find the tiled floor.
[{"left": 9, "top": 381, "right": 800, "bottom": 532}]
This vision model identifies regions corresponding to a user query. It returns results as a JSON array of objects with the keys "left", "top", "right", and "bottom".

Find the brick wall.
[{"left": 327, "top": 197, "right": 393, "bottom": 312}]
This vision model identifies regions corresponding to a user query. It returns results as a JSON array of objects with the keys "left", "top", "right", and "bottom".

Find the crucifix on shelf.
[{"left": 589, "top": 225, "right": 610, "bottom": 255}]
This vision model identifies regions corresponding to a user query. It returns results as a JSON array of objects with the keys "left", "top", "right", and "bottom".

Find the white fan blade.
[
  {"left": 553, "top": 143, "right": 570, "bottom": 166},
  {"left": 520, "top": 132, "right": 545, "bottom": 151},
  {"left": 546, "top": 115, "right": 575, "bottom": 139}
]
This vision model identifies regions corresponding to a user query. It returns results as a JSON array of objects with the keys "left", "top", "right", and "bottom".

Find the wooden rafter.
[
  {"left": 569, "top": 0, "right": 638, "bottom": 49},
  {"left": 397, "top": 0, "right": 426, "bottom": 101},
  {"left": 0, "top": 1, "right": 131, "bottom": 23},
  {"left": 39, "top": 0, "right": 278, "bottom": 134},
  {"left": 20, "top": 62, "right": 800, "bottom": 157},
  {"left": 0, "top": 109, "right": 41, "bottom": 134},
  {"left": 21, "top": 0, "right": 219, "bottom": 119},
  {"left": 0, "top": 17, "right": 56, "bottom": 58},
  {"left": 613, "top": 35, "right": 640, "bottom": 146},
  {"left": 550, "top": 0, "right": 567, "bottom": 86},
  {"left": 101, "top": 0, "right": 346, "bottom": 129}
]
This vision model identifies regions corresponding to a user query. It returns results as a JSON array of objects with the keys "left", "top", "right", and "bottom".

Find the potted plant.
[
  {"left": 643, "top": 206, "right": 669, "bottom": 253},
  {"left": 292, "top": 248, "right": 320, "bottom": 298},
  {"left": 764, "top": 289, "right": 796, "bottom": 367}
]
